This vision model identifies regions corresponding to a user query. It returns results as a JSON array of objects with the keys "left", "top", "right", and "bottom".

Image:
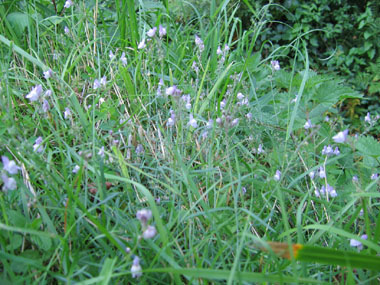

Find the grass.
[{"left": 0, "top": 0, "right": 379, "bottom": 283}]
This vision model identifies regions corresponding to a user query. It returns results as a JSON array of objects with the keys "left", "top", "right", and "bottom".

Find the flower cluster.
[
  {"left": 1, "top": 156, "right": 21, "bottom": 191},
  {"left": 136, "top": 209, "right": 157, "bottom": 240}
]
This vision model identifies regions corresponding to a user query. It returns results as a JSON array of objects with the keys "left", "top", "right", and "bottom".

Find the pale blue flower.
[
  {"left": 274, "top": 170, "right": 281, "bottom": 181},
  {"left": 159, "top": 25, "right": 166, "bottom": 37},
  {"left": 64, "top": 0, "right": 73, "bottom": 8},
  {"left": 332, "top": 129, "right": 348, "bottom": 143},
  {"left": 147, "top": 27, "right": 157, "bottom": 37},
  {"left": 271, "top": 60, "right": 280, "bottom": 70},
  {"left": 131, "top": 256, "right": 142, "bottom": 278},
  {"left": 43, "top": 69, "right": 53, "bottom": 79},
  {"left": 1, "top": 174, "right": 17, "bottom": 191},
  {"left": 2, "top": 156, "right": 21, "bottom": 175},
  {"left": 142, "top": 225, "right": 157, "bottom": 239},
  {"left": 26, "top": 85, "right": 43, "bottom": 102}
]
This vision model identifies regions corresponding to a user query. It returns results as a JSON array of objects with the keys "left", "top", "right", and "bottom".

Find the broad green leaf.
[{"left": 356, "top": 136, "right": 380, "bottom": 157}]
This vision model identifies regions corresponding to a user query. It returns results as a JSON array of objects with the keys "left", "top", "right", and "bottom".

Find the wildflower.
[
  {"left": 217, "top": 46, "right": 223, "bottom": 55},
  {"left": 138, "top": 39, "right": 146, "bottom": 49},
  {"left": 322, "top": 145, "right": 334, "bottom": 156},
  {"left": 159, "top": 25, "right": 166, "bottom": 37},
  {"left": 231, "top": 118, "right": 239, "bottom": 127},
  {"left": 195, "top": 35, "right": 204, "bottom": 52},
  {"left": 350, "top": 234, "right": 367, "bottom": 251},
  {"left": 136, "top": 209, "right": 152, "bottom": 226},
  {"left": 100, "top": 76, "right": 107, "bottom": 86},
  {"left": 324, "top": 116, "right": 330, "bottom": 122},
  {"left": 224, "top": 44, "right": 230, "bottom": 52},
  {"left": 120, "top": 52, "right": 127, "bottom": 65},
  {"left": 309, "top": 171, "right": 315, "bottom": 179},
  {"left": 42, "top": 99, "right": 50, "bottom": 113},
  {"left": 192, "top": 61, "right": 199, "bottom": 73},
  {"left": 64, "top": 0, "right": 73, "bottom": 8},
  {"left": 98, "top": 146, "right": 105, "bottom": 158},
  {"left": 135, "top": 144, "right": 144, "bottom": 155},
  {"left": 246, "top": 112, "right": 252, "bottom": 120},
  {"left": 371, "top": 173, "right": 378, "bottom": 180},
  {"left": 45, "top": 89, "right": 52, "bottom": 97},
  {"left": 271, "top": 60, "right": 280, "bottom": 70},
  {"left": 304, "top": 119, "right": 312, "bottom": 130},
  {"left": 332, "top": 129, "right": 348, "bottom": 144},
  {"left": 242, "top": 187, "right": 247, "bottom": 194},
  {"left": 72, "top": 165, "right": 80, "bottom": 173},
  {"left": 333, "top": 147, "right": 340, "bottom": 156},
  {"left": 274, "top": 170, "right": 281, "bottom": 181},
  {"left": 314, "top": 189, "right": 320, "bottom": 197},
  {"left": 64, "top": 107, "right": 71, "bottom": 119},
  {"left": 142, "top": 225, "right": 157, "bottom": 239},
  {"left": 167, "top": 117, "right": 175, "bottom": 127},
  {"left": 352, "top": 175, "right": 358, "bottom": 182},
  {"left": 1, "top": 174, "right": 17, "bottom": 191},
  {"left": 93, "top": 79, "right": 101, "bottom": 89},
  {"left": 257, "top": 144, "right": 264, "bottom": 154},
  {"left": 33, "top": 137, "right": 44, "bottom": 153},
  {"left": 188, "top": 114, "right": 198, "bottom": 128},
  {"left": 319, "top": 166, "right": 326, "bottom": 179},
  {"left": 364, "top": 112, "right": 371, "bottom": 123},
  {"left": 326, "top": 184, "right": 337, "bottom": 197},
  {"left": 220, "top": 99, "right": 226, "bottom": 109},
  {"left": 26, "top": 85, "right": 43, "bottom": 102},
  {"left": 165, "top": 85, "right": 177, "bottom": 96},
  {"left": 2, "top": 156, "right": 21, "bottom": 175},
  {"left": 237, "top": 92, "right": 244, "bottom": 101},
  {"left": 43, "top": 69, "right": 53, "bottom": 79},
  {"left": 109, "top": 50, "right": 115, "bottom": 60},
  {"left": 206, "top": 119, "right": 213, "bottom": 129},
  {"left": 147, "top": 27, "right": 157, "bottom": 37},
  {"left": 64, "top": 26, "right": 70, "bottom": 35},
  {"left": 131, "top": 256, "right": 142, "bottom": 278},
  {"left": 216, "top": 117, "right": 222, "bottom": 125}
]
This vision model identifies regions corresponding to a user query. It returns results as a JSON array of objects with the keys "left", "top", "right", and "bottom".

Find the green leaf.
[
  {"left": 313, "top": 81, "right": 362, "bottom": 106},
  {"left": 356, "top": 136, "right": 380, "bottom": 157}
]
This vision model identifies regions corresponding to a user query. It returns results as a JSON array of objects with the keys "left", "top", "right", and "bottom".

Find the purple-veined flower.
[
  {"left": 136, "top": 209, "right": 152, "bottom": 226},
  {"left": 319, "top": 166, "right": 326, "bottom": 179},
  {"left": 131, "top": 256, "right": 142, "bottom": 278},
  {"left": 72, "top": 165, "right": 80, "bottom": 173},
  {"left": 135, "top": 144, "right": 144, "bottom": 155},
  {"left": 64, "top": 0, "right": 73, "bottom": 8},
  {"left": 1, "top": 174, "right": 17, "bottom": 191},
  {"left": 371, "top": 173, "right": 379, "bottom": 180},
  {"left": 43, "top": 69, "right": 53, "bottom": 79},
  {"left": 165, "top": 85, "right": 177, "bottom": 96},
  {"left": 42, "top": 99, "right": 50, "bottom": 113},
  {"left": 216, "top": 46, "right": 222, "bottom": 55},
  {"left": 274, "top": 170, "right": 281, "bottom": 181},
  {"left": 364, "top": 112, "right": 371, "bottom": 123},
  {"left": 271, "top": 60, "right": 280, "bottom": 70},
  {"left": 100, "top": 76, "right": 107, "bottom": 86},
  {"left": 352, "top": 175, "right": 358, "bottom": 182},
  {"left": 109, "top": 50, "right": 115, "bottom": 60},
  {"left": 147, "top": 27, "right": 157, "bottom": 37},
  {"left": 188, "top": 114, "right": 198, "bottom": 128},
  {"left": 192, "top": 61, "right": 199, "bottom": 73},
  {"left": 120, "top": 52, "right": 127, "bottom": 66},
  {"left": 231, "top": 118, "right": 239, "bottom": 127},
  {"left": 159, "top": 25, "right": 166, "bottom": 37},
  {"left": 138, "top": 39, "right": 146, "bottom": 49},
  {"left": 2, "top": 156, "right": 21, "bottom": 175},
  {"left": 332, "top": 129, "right": 348, "bottom": 144},
  {"left": 246, "top": 112, "right": 252, "bottom": 120},
  {"left": 304, "top": 119, "right": 312, "bottom": 130},
  {"left": 64, "top": 107, "right": 71, "bottom": 119},
  {"left": 45, "top": 89, "right": 52, "bottom": 97},
  {"left": 333, "top": 147, "right": 340, "bottom": 156},
  {"left": 350, "top": 234, "right": 367, "bottom": 251},
  {"left": 142, "top": 225, "right": 157, "bottom": 239},
  {"left": 98, "top": 146, "right": 105, "bottom": 158},
  {"left": 257, "top": 144, "right": 264, "bottom": 154},
  {"left": 237, "top": 92, "right": 244, "bottom": 101},
  {"left": 93, "top": 79, "right": 101, "bottom": 89},
  {"left": 309, "top": 171, "right": 315, "bottom": 179},
  {"left": 322, "top": 145, "right": 334, "bottom": 156},
  {"left": 64, "top": 26, "right": 70, "bottom": 35},
  {"left": 26, "top": 85, "right": 43, "bottom": 102},
  {"left": 33, "top": 136, "right": 44, "bottom": 153},
  {"left": 195, "top": 35, "right": 204, "bottom": 52}
]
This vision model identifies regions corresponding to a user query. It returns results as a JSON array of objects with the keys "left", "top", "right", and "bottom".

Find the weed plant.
[{"left": 0, "top": 0, "right": 379, "bottom": 283}]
